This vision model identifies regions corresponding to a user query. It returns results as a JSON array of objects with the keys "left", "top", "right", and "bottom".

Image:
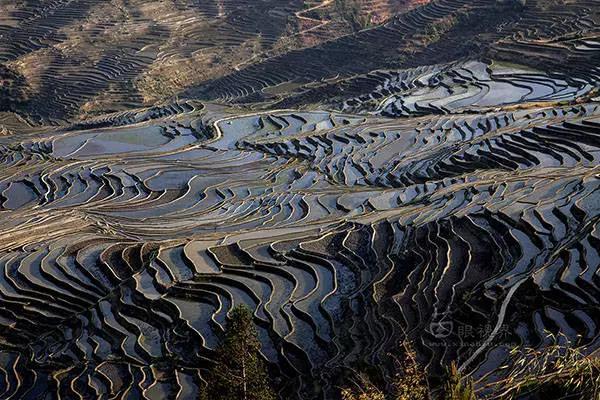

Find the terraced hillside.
[
  {"left": 1, "top": 0, "right": 600, "bottom": 399},
  {"left": 0, "top": 0, "right": 429, "bottom": 131}
]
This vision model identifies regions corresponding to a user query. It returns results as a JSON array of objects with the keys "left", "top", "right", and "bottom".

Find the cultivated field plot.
[{"left": 1, "top": 0, "right": 600, "bottom": 399}]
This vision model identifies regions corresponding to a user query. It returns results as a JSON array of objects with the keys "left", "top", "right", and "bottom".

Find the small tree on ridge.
[{"left": 201, "top": 305, "right": 276, "bottom": 400}]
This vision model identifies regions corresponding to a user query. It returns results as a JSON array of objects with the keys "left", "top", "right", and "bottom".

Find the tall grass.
[{"left": 484, "top": 334, "right": 600, "bottom": 399}]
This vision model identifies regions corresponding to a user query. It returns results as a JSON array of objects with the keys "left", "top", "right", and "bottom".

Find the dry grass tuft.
[
  {"left": 393, "top": 343, "right": 429, "bottom": 400},
  {"left": 444, "top": 362, "right": 476, "bottom": 400},
  {"left": 485, "top": 334, "right": 600, "bottom": 399},
  {"left": 340, "top": 374, "right": 386, "bottom": 400}
]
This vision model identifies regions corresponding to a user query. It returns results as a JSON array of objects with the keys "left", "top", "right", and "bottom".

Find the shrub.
[
  {"left": 393, "top": 344, "right": 429, "bottom": 400},
  {"left": 340, "top": 374, "right": 386, "bottom": 400},
  {"left": 338, "top": 342, "right": 430, "bottom": 400},
  {"left": 335, "top": 0, "right": 372, "bottom": 32},
  {"left": 0, "top": 63, "right": 28, "bottom": 112}
]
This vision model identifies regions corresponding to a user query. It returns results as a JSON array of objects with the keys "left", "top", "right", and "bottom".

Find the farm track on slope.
[{"left": 1, "top": 0, "right": 600, "bottom": 399}]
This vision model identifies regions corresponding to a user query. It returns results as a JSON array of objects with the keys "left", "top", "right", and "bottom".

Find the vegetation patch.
[
  {"left": 0, "top": 63, "right": 28, "bottom": 112},
  {"left": 486, "top": 338, "right": 600, "bottom": 399},
  {"left": 334, "top": 0, "right": 373, "bottom": 32},
  {"left": 200, "top": 306, "right": 276, "bottom": 400}
]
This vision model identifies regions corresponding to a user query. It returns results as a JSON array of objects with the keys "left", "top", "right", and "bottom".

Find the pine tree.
[{"left": 201, "top": 305, "right": 276, "bottom": 400}]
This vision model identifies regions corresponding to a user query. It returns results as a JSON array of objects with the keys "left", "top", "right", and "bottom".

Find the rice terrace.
[{"left": 1, "top": 0, "right": 600, "bottom": 399}]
